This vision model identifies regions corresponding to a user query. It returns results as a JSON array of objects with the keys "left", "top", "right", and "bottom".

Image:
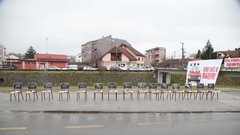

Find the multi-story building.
[
  {"left": 0, "top": 44, "right": 7, "bottom": 66},
  {"left": 81, "top": 35, "right": 132, "bottom": 67},
  {"left": 145, "top": 47, "right": 166, "bottom": 67}
]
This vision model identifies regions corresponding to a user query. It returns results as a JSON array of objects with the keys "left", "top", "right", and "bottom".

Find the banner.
[
  {"left": 186, "top": 59, "right": 223, "bottom": 86},
  {"left": 224, "top": 58, "right": 240, "bottom": 67}
]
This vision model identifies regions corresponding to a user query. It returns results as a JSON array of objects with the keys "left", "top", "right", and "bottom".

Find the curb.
[{"left": 5, "top": 110, "right": 240, "bottom": 114}]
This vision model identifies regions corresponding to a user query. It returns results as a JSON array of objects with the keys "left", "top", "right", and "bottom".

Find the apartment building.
[
  {"left": 0, "top": 44, "right": 7, "bottom": 66},
  {"left": 145, "top": 47, "right": 166, "bottom": 67}
]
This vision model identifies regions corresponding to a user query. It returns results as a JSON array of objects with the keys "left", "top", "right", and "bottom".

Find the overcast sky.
[{"left": 0, "top": 0, "right": 240, "bottom": 58}]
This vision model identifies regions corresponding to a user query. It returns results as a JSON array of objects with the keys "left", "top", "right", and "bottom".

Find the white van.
[{"left": 62, "top": 65, "right": 78, "bottom": 70}]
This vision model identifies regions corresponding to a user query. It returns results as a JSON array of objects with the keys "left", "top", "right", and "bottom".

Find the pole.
[
  {"left": 180, "top": 42, "right": 184, "bottom": 69},
  {"left": 115, "top": 38, "right": 117, "bottom": 66},
  {"left": 46, "top": 37, "right": 48, "bottom": 70}
]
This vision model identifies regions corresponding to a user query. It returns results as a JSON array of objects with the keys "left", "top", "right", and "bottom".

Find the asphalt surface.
[
  {"left": 0, "top": 112, "right": 240, "bottom": 135},
  {"left": 0, "top": 88, "right": 240, "bottom": 113},
  {"left": 0, "top": 88, "right": 240, "bottom": 135}
]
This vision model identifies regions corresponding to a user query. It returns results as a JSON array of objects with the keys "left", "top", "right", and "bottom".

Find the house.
[
  {"left": 12, "top": 54, "right": 68, "bottom": 69},
  {"left": 158, "top": 58, "right": 201, "bottom": 69},
  {"left": 145, "top": 47, "right": 166, "bottom": 67},
  {"left": 81, "top": 35, "right": 132, "bottom": 67},
  {"left": 100, "top": 44, "right": 145, "bottom": 69},
  {"left": 216, "top": 48, "right": 240, "bottom": 59}
]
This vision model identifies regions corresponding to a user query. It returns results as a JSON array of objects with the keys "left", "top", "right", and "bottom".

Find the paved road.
[{"left": 0, "top": 112, "right": 240, "bottom": 135}]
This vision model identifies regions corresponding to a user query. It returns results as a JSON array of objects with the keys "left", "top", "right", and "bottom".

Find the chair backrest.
[
  {"left": 13, "top": 83, "right": 22, "bottom": 90},
  {"left": 78, "top": 82, "right": 87, "bottom": 89},
  {"left": 160, "top": 83, "right": 168, "bottom": 89},
  {"left": 197, "top": 83, "right": 204, "bottom": 90},
  {"left": 94, "top": 83, "right": 103, "bottom": 90},
  {"left": 138, "top": 82, "right": 147, "bottom": 89},
  {"left": 185, "top": 83, "right": 192, "bottom": 90},
  {"left": 208, "top": 83, "right": 214, "bottom": 90},
  {"left": 44, "top": 82, "right": 52, "bottom": 90},
  {"left": 123, "top": 82, "right": 132, "bottom": 89},
  {"left": 172, "top": 83, "right": 180, "bottom": 91},
  {"left": 149, "top": 83, "right": 158, "bottom": 89},
  {"left": 108, "top": 82, "right": 117, "bottom": 89},
  {"left": 60, "top": 83, "right": 69, "bottom": 90},
  {"left": 28, "top": 82, "right": 37, "bottom": 90}
]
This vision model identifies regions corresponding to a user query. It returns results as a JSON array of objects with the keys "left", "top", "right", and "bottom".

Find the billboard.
[
  {"left": 186, "top": 59, "right": 223, "bottom": 86},
  {"left": 224, "top": 58, "right": 240, "bottom": 68}
]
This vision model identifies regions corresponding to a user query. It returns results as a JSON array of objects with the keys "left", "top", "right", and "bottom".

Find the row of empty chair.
[{"left": 9, "top": 82, "right": 220, "bottom": 102}]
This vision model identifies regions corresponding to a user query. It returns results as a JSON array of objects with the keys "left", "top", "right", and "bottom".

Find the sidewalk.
[{"left": 0, "top": 89, "right": 240, "bottom": 113}]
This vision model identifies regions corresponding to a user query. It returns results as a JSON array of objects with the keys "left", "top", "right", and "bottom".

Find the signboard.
[
  {"left": 186, "top": 59, "right": 222, "bottom": 86},
  {"left": 224, "top": 58, "right": 240, "bottom": 68}
]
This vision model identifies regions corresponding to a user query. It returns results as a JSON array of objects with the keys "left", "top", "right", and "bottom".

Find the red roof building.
[
  {"left": 12, "top": 54, "right": 68, "bottom": 69},
  {"left": 100, "top": 44, "right": 145, "bottom": 69}
]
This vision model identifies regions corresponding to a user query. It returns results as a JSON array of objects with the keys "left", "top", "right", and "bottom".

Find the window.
[
  {"left": 111, "top": 53, "right": 121, "bottom": 61},
  {"left": 138, "top": 57, "right": 140, "bottom": 61}
]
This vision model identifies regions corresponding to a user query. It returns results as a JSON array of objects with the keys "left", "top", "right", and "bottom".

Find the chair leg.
[
  {"left": 94, "top": 92, "right": 96, "bottom": 101},
  {"left": 51, "top": 92, "right": 53, "bottom": 100},
  {"left": 102, "top": 93, "right": 103, "bottom": 101},
  {"left": 116, "top": 92, "right": 117, "bottom": 101},
  {"left": 217, "top": 93, "right": 219, "bottom": 100},
  {"left": 123, "top": 92, "right": 125, "bottom": 101},
  {"left": 108, "top": 92, "right": 110, "bottom": 101},
  {"left": 36, "top": 93, "right": 38, "bottom": 100}
]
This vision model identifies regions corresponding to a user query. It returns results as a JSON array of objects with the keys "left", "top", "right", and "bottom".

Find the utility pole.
[
  {"left": 115, "top": 38, "right": 118, "bottom": 66},
  {"left": 180, "top": 42, "right": 185, "bottom": 69}
]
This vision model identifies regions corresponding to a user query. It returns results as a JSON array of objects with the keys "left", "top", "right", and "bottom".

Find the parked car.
[
  {"left": 78, "top": 65, "right": 85, "bottom": 71},
  {"left": 110, "top": 66, "right": 121, "bottom": 71},
  {"left": 47, "top": 66, "right": 60, "bottom": 70},
  {"left": 83, "top": 66, "right": 96, "bottom": 70},
  {"left": 62, "top": 65, "right": 78, "bottom": 70},
  {"left": 97, "top": 66, "right": 108, "bottom": 71},
  {"left": 0, "top": 66, "right": 16, "bottom": 70}
]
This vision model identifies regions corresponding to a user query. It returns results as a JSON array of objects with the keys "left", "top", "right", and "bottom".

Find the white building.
[{"left": 0, "top": 44, "right": 7, "bottom": 66}]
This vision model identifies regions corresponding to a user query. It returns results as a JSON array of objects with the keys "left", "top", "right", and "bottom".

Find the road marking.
[
  {"left": 137, "top": 122, "right": 169, "bottom": 126},
  {"left": 0, "top": 127, "right": 27, "bottom": 131},
  {"left": 65, "top": 125, "right": 104, "bottom": 129}
]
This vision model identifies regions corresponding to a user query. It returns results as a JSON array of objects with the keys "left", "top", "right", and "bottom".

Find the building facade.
[
  {"left": 81, "top": 35, "right": 132, "bottom": 67},
  {"left": 145, "top": 47, "right": 166, "bottom": 67},
  {"left": 12, "top": 54, "right": 68, "bottom": 69},
  {"left": 0, "top": 44, "right": 7, "bottom": 66},
  {"left": 100, "top": 44, "right": 145, "bottom": 69},
  {"left": 216, "top": 48, "right": 240, "bottom": 59}
]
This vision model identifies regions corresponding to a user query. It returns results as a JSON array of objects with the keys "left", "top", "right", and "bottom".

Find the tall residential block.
[
  {"left": 145, "top": 47, "right": 166, "bottom": 67},
  {"left": 0, "top": 44, "right": 7, "bottom": 66}
]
